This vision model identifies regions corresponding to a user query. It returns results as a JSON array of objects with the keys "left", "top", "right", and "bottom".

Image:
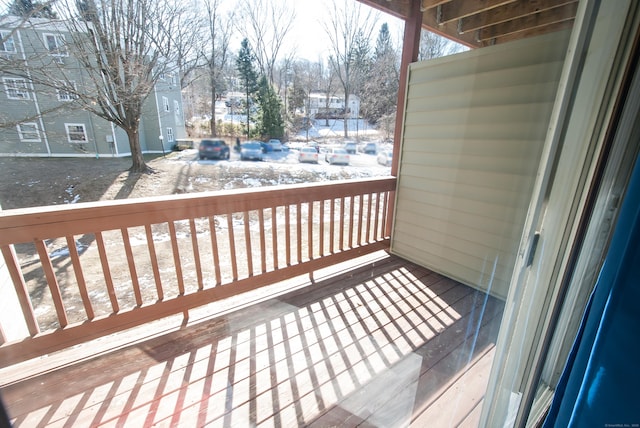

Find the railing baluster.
[
  {"left": 296, "top": 203, "right": 302, "bottom": 264},
  {"left": 319, "top": 200, "right": 325, "bottom": 257},
  {"left": 357, "top": 194, "right": 364, "bottom": 246},
  {"left": 121, "top": 228, "right": 142, "bottom": 307},
  {"left": 168, "top": 222, "right": 185, "bottom": 295},
  {"left": 349, "top": 196, "right": 355, "bottom": 249},
  {"left": 374, "top": 192, "right": 382, "bottom": 242},
  {"left": 308, "top": 201, "right": 313, "bottom": 261},
  {"left": 366, "top": 193, "right": 373, "bottom": 244},
  {"left": 244, "top": 211, "right": 253, "bottom": 277},
  {"left": 329, "top": 199, "right": 336, "bottom": 254},
  {"left": 227, "top": 213, "right": 238, "bottom": 281},
  {"left": 144, "top": 224, "right": 164, "bottom": 301},
  {"left": 271, "top": 207, "right": 278, "bottom": 270},
  {"left": 208, "top": 216, "right": 221, "bottom": 286},
  {"left": 65, "top": 236, "right": 94, "bottom": 320},
  {"left": 382, "top": 191, "right": 389, "bottom": 238},
  {"left": 95, "top": 232, "right": 119, "bottom": 313},
  {"left": 1, "top": 245, "right": 39, "bottom": 335},
  {"left": 189, "top": 219, "right": 204, "bottom": 291},
  {"left": 259, "top": 209, "right": 266, "bottom": 274},
  {"left": 35, "top": 240, "right": 68, "bottom": 327},
  {"left": 285, "top": 205, "right": 291, "bottom": 266},
  {"left": 339, "top": 197, "right": 345, "bottom": 252}
]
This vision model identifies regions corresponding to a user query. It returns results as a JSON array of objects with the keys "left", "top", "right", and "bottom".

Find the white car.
[
  {"left": 267, "top": 139, "right": 283, "bottom": 151},
  {"left": 298, "top": 146, "right": 319, "bottom": 163},
  {"left": 377, "top": 150, "right": 393, "bottom": 166},
  {"left": 325, "top": 148, "right": 350, "bottom": 165}
]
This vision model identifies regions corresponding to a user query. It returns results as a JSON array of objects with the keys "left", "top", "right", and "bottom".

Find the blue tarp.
[{"left": 544, "top": 151, "right": 640, "bottom": 427}]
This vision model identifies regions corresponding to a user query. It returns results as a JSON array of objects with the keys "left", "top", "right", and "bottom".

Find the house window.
[
  {"left": 3, "top": 77, "right": 29, "bottom": 100},
  {"left": 65, "top": 123, "right": 87, "bottom": 143},
  {"left": 1, "top": 31, "right": 16, "bottom": 53},
  {"left": 174, "top": 100, "right": 180, "bottom": 116},
  {"left": 162, "top": 96, "right": 169, "bottom": 112},
  {"left": 17, "top": 123, "right": 41, "bottom": 142},
  {"left": 43, "top": 33, "right": 67, "bottom": 56},
  {"left": 57, "top": 81, "right": 77, "bottom": 101},
  {"left": 166, "top": 127, "right": 174, "bottom": 142}
]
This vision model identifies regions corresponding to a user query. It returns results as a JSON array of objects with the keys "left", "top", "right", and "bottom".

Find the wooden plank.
[
  {"left": 0, "top": 178, "right": 397, "bottom": 246},
  {"left": 329, "top": 199, "right": 336, "bottom": 254},
  {"left": 439, "top": 0, "right": 518, "bottom": 24},
  {"left": 271, "top": 207, "right": 278, "bottom": 270},
  {"left": 121, "top": 228, "right": 143, "bottom": 306},
  {"left": 308, "top": 202, "right": 314, "bottom": 261},
  {"left": 319, "top": 200, "right": 325, "bottom": 256},
  {"left": 285, "top": 205, "right": 291, "bottom": 266},
  {"left": 168, "top": 222, "right": 185, "bottom": 295},
  {"left": 339, "top": 198, "right": 345, "bottom": 252},
  {"left": 348, "top": 196, "right": 355, "bottom": 249},
  {"left": 460, "top": 0, "right": 577, "bottom": 33},
  {"left": 243, "top": 211, "right": 253, "bottom": 277},
  {"left": 477, "top": 2, "right": 578, "bottom": 41},
  {"left": 144, "top": 224, "right": 164, "bottom": 300},
  {"left": 366, "top": 193, "right": 373, "bottom": 243},
  {"left": 259, "top": 209, "right": 267, "bottom": 274},
  {"left": 208, "top": 216, "right": 221, "bottom": 286},
  {"left": 0, "top": 245, "right": 39, "bottom": 335},
  {"left": 227, "top": 213, "right": 238, "bottom": 281},
  {"left": 65, "top": 236, "right": 94, "bottom": 320},
  {"left": 94, "top": 232, "right": 119, "bottom": 312},
  {"left": 189, "top": 219, "right": 204, "bottom": 291},
  {"left": 35, "top": 240, "right": 68, "bottom": 328},
  {"left": 297, "top": 203, "right": 302, "bottom": 264}
]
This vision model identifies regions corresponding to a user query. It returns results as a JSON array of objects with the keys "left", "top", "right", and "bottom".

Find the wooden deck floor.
[{"left": 1, "top": 252, "right": 504, "bottom": 427}]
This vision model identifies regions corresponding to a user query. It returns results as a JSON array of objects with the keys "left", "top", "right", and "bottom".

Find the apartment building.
[{"left": 0, "top": 17, "right": 185, "bottom": 158}]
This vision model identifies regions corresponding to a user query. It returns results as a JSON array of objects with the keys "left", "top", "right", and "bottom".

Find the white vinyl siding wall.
[{"left": 391, "top": 31, "right": 571, "bottom": 299}]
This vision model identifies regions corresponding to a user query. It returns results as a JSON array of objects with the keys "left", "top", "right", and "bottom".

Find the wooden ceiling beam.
[
  {"left": 476, "top": 2, "right": 578, "bottom": 41},
  {"left": 460, "top": 0, "right": 577, "bottom": 34},
  {"left": 419, "top": 0, "right": 451, "bottom": 11},
  {"left": 438, "top": 0, "right": 518, "bottom": 24},
  {"left": 481, "top": 19, "right": 574, "bottom": 46},
  {"left": 421, "top": 6, "right": 481, "bottom": 47}
]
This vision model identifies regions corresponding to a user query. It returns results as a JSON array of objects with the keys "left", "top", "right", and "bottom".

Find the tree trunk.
[
  {"left": 210, "top": 81, "right": 217, "bottom": 137},
  {"left": 126, "top": 126, "right": 150, "bottom": 173}
]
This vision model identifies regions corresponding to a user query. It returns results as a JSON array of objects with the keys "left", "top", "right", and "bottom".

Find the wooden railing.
[{"left": 0, "top": 177, "right": 396, "bottom": 367}]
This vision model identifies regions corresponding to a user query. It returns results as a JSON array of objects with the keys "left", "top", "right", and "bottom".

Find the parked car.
[
  {"left": 325, "top": 148, "right": 350, "bottom": 165},
  {"left": 298, "top": 146, "right": 319, "bottom": 163},
  {"left": 198, "top": 139, "right": 230, "bottom": 160},
  {"left": 361, "top": 142, "right": 378, "bottom": 154},
  {"left": 240, "top": 141, "right": 263, "bottom": 161},
  {"left": 267, "top": 139, "right": 283, "bottom": 151},
  {"left": 377, "top": 150, "right": 393, "bottom": 166},
  {"left": 344, "top": 141, "right": 357, "bottom": 154}
]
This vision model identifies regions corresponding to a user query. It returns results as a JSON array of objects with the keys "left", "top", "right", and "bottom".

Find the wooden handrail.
[{"left": 0, "top": 177, "right": 396, "bottom": 367}]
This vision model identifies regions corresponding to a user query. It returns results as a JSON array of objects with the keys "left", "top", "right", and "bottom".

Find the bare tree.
[
  {"left": 235, "top": 0, "right": 296, "bottom": 84},
  {"left": 418, "top": 30, "right": 465, "bottom": 61},
  {"left": 322, "top": 0, "right": 378, "bottom": 137},
  {"left": 201, "top": 0, "right": 234, "bottom": 137},
  {"left": 19, "top": 0, "right": 186, "bottom": 172},
  {"left": 170, "top": 0, "right": 205, "bottom": 91}
]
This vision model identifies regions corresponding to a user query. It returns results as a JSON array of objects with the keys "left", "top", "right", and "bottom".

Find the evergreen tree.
[
  {"left": 256, "top": 75, "right": 284, "bottom": 139},
  {"left": 9, "top": 0, "right": 58, "bottom": 18},
  {"left": 361, "top": 22, "right": 399, "bottom": 125},
  {"left": 236, "top": 38, "right": 259, "bottom": 137}
]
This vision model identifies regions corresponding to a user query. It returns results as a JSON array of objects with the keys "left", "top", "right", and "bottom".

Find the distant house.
[
  {"left": 307, "top": 92, "right": 360, "bottom": 120},
  {"left": 0, "top": 17, "right": 186, "bottom": 158}
]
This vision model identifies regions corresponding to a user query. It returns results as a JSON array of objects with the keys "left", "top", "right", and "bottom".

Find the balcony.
[{"left": 0, "top": 177, "right": 503, "bottom": 426}]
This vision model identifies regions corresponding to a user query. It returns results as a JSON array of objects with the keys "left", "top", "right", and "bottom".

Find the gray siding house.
[{"left": 0, "top": 17, "right": 186, "bottom": 158}]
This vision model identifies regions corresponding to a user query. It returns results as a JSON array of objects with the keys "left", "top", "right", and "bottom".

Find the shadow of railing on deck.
[{"left": 3, "top": 255, "right": 504, "bottom": 427}]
